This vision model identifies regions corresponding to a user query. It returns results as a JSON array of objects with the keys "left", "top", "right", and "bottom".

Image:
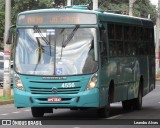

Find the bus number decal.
[{"left": 62, "top": 83, "right": 75, "bottom": 88}]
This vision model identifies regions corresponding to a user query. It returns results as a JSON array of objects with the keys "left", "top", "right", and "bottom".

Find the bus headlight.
[
  {"left": 15, "top": 74, "right": 24, "bottom": 90},
  {"left": 86, "top": 73, "right": 98, "bottom": 90}
]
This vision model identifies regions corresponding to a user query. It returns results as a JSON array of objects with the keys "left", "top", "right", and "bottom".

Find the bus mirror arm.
[{"left": 6, "top": 25, "right": 15, "bottom": 45}]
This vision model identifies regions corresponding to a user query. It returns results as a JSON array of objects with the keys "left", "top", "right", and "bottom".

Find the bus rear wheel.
[
  {"left": 31, "top": 107, "right": 44, "bottom": 118},
  {"left": 133, "top": 86, "right": 142, "bottom": 110},
  {"left": 122, "top": 100, "right": 132, "bottom": 111}
]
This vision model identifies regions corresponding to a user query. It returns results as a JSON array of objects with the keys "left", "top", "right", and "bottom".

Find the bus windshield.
[{"left": 15, "top": 27, "right": 98, "bottom": 76}]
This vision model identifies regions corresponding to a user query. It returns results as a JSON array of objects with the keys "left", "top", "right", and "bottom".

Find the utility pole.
[
  {"left": 93, "top": 0, "right": 98, "bottom": 10},
  {"left": 3, "top": 0, "right": 11, "bottom": 96},
  {"left": 156, "top": 0, "right": 160, "bottom": 74},
  {"left": 129, "top": 0, "right": 136, "bottom": 16},
  {"left": 67, "top": 0, "right": 72, "bottom": 6}
]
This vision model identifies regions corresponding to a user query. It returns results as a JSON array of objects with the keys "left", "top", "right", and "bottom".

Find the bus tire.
[
  {"left": 31, "top": 107, "right": 44, "bottom": 117},
  {"left": 133, "top": 84, "right": 142, "bottom": 110},
  {"left": 97, "top": 91, "right": 110, "bottom": 118},
  {"left": 122, "top": 100, "right": 132, "bottom": 111}
]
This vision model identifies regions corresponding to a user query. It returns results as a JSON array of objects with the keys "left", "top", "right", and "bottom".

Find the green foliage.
[
  {"left": 101, "top": 3, "right": 128, "bottom": 15},
  {"left": 0, "top": 0, "right": 5, "bottom": 11},
  {"left": 99, "top": 0, "right": 157, "bottom": 24},
  {"left": 54, "top": 0, "right": 66, "bottom": 7},
  {"left": 73, "top": 0, "right": 92, "bottom": 5},
  {"left": 0, "top": 95, "right": 14, "bottom": 101},
  {"left": 134, "top": 0, "right": 157, "bottom": 23},
  {"left": 0, "top": 0, "right": 5, "bottom": 38},
  {"left": 11, "top": 0, "right": 54, "bottom": 24},
  {"left": 0, "top": 11, "right": 4, "bottom": 38}
]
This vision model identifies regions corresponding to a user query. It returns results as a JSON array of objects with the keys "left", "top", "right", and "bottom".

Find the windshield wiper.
[
  {"left": 33, "top": 36, "right": 44, "bottom": 74},
  {"left": 33, "top": 25, "right": 51, "bottom": 74},
  {"left": 33, "top": 25, "right": 49, "bottom": 45},
  {"left": 60, "top": 25, "right": 80, "bottom": 59},
  {"left": 62, "top": 25, "right": 80, "bottom": 48}
]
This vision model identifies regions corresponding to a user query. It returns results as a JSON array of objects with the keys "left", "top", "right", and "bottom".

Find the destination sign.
[{"left": 17, "top": 12, "right": 97, "bottom": 26}]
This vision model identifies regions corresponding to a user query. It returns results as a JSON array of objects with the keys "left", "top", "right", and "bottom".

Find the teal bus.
[{"left": 8, "top": 6, "right": 155, "bottom": 118}]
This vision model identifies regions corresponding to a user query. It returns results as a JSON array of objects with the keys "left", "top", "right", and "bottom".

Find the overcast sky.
[{"left": 150, "top": 0, "right": 158, "bottom": 5}]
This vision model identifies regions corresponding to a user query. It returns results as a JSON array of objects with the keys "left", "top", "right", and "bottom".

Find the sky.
[{"left": 150, "top": 0, "right": 158, "bottom": 5}]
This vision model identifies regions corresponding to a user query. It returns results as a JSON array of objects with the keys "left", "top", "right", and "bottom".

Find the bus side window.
[
  {"left": 108, "top": 23, "right": 115, "bottom": 57},
  {"left": 108, "top": 24, "right": 114, "bottom": 39},
  {"left": 136, "top": 27, "right": 142, "bottom": 55},
  {"left": 124, "top": 26, "right": 130, "bottom": 41},
  {"left": 146, "top": 28, "right": 154, "bottom": 55},
  {"left": 117, "top": 41, "right": 124, "bottom": 56},
  {"left": 109, "top": 41, "right": 114, "bottom": 56},
  {"left": 144, "top": 28, "right": 149, "bottom": 55},
  {"left": 149, "top": 28, "right": 155, "bottom": 55},
  {"left": 115, "top": 24, "right": 122, "bottom": 40},
  {"left": 115, "top": 24, "right": 123, "bottom": 56}
]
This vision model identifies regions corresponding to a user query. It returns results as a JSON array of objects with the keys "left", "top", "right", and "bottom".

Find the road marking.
[
  {"left": 106, "top": 114, "right": 122, "bottom": 119},
  {"left": 0, "top": 113, "right": 8, "bottom": 116},
  {"left": 111, "top": 102, "right": 121, "bottom": 105},
  {"left": 12, "top": 111, "right": 21, "bottom": 114},
  {"left": 23, "top": 109, "right": 30, "bottom": 112},
  {"left": 0, "top": 109, "right": 30, "bottom": 116},
  {"left": 158, "top": 102, "right": 160, "bottom": 104}
]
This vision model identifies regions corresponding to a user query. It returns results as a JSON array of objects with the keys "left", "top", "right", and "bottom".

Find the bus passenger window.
[
  {"left": 117, "top": 41, "right": 124, "bottom": 56},
  {"left": 115, "top": 25, "right": 122, "bottom": 40},
  {"left": 131, "top": 27, "right": 136, "bottom": 40},
  {"left": 109, "top": 41, "right": 116, "bottom": 56},
  {"left": 137, "top": 27, "right": 143, "bottom": 41},
  {"left": 138, "top": 42, "right": 146, "bottom": 55},
  {"left": 124, "top": 26, "right": 130, "bottom": 40},
  {"left": 108, "top": 24, "right": 115, "bottom": 39}
]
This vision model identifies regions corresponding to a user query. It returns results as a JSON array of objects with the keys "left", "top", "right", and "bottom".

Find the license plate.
[{"left": 48, "top": 97, "right": 61, "bottom": 102}]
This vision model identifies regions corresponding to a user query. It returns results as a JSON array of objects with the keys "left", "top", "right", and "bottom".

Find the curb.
[{"left": 0, "top": 100, "right": 14, "bottom": 105}]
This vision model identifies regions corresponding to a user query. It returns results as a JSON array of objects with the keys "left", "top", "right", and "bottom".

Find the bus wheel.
[
  {"left": 122, "top": 100, "right": 132, "bottom": 111},
  {"left": 133, "top": 86, "right": 142, "bottom": 110},
  {"left": 97, "top": 92, "right": 110, "bottom": 118},
  {"left": 31, "top": 107, "right": 44, "bottom": 117}
]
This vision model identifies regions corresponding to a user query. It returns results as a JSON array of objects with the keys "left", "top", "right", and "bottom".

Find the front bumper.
[{"left": 14, "top": 88, "right": 99, "bottom": 108}]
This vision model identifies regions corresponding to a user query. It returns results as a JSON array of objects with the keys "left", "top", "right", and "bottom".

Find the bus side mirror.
[{"left": 6, "top": 25, "right": 15, "bottom": 45}]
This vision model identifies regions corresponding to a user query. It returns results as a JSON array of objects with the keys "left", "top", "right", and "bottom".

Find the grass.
[{"left": 0, "top": 95, "right": 14, "bottom": 102}]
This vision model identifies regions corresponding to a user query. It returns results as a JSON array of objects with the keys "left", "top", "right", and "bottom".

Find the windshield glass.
[{"left": 15, "top": 28, "right": 98, "bottom": 76}]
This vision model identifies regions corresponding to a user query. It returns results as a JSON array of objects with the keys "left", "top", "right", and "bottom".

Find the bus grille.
[{"left": 29, "top": 87, "right": 81, "bottom": 94}]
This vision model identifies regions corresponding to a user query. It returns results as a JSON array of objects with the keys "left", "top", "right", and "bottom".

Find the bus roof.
[
  {"left": 98, "top": 11, "right": 153, "bottom": 27},
  {"left": 18, "top": 8, "right": 97, "bottom": 15},
  {"left": 18, "top": 6, "right": 154, "bottom": 27}
]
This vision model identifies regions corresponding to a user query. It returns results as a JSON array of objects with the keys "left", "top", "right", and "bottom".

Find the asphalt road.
[{"left": 0, "top": 82, "right": 160, "bottom": 128}]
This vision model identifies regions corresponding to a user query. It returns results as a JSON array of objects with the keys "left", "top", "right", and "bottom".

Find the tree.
[
  {"left": 0, "top": 12, "right": 4, "bottom": 39},
  {"left": 0, "top": 0, "right": 5, "bottom": 11},
  {"left": 134, "top": 0, "right": 157, "bottom": 23},
  {"left": 11, "top": 0, "right": 54, "bottom": 24},
  {"left": 54, "top": 0, "right": 66, "bottom": 7},
  {"left": 98, "top": 0, "right": 157, "bottom": 24},
  {"left": 73, "top": 0, "right": 92, "bottom": 5}
]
